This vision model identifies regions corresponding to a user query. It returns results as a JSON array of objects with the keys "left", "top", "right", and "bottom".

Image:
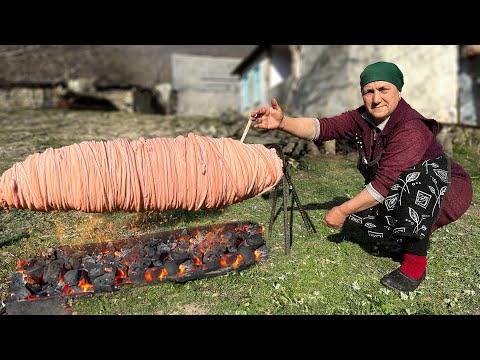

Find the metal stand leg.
[{"left": 267, "top": 145, "right": 316, "bottom": 255}]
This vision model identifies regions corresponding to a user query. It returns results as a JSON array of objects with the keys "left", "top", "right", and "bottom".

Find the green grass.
[{"left": 1, "top": 109, "right": 479, "bottom": 315}]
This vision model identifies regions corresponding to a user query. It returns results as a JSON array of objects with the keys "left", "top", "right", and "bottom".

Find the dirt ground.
[{"left": 0, "top": 109, "right": 236, "bottom": 173}]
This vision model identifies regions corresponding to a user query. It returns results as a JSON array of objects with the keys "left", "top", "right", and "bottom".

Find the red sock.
[{"left": 400, "top": 253, "right": 427, "bottom": 280}]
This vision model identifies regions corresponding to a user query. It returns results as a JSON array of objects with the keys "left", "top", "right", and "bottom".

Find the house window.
[
  {"left": 242, "top": 73, "right": 249, "bottom": 111},
  {"left": 253, "top": 63, "right": 260, "bottom": 106}
]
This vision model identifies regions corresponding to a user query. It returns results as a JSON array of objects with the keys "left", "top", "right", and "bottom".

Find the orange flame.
[
  {"left": 220, "top": 253, "right": 243, "bottom": 268},
  {"left": 232, "top": 254, "right": 243, "bottom": 269},
  {"left": 115, "top": 268, "right": 128, "bottom": 284},
  {"left": 16, "top": 259, "right": 30, "bottom": 268},
  {"left": 62, "top": 283, "right": 73, "bottom": 295},
  {"left": 178, "top": 264, "right": 185, "bottom": 277},
  {"left": 145, "top": 272, "right": 152, "bottom": 282},
  {"left": 78, "top": 276, "right": 94, "bottom": 293},
  {"left": 193, "top": 256, "right": 202, "bottom": 265},
  {"left": 158, "top": 268, "right": 168, "bottom": 281}
]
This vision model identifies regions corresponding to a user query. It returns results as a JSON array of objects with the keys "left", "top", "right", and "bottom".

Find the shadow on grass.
[
  {"left": 327, "top": 221, "right": 404, "bottom": 262},
  {"left": 0, "top": 230, "right": 30, "bottom": 248},
  {"left": 262, "top": 191, "right": 403, "bottom": 262}
]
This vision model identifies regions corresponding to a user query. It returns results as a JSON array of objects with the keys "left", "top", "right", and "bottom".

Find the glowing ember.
[{"left": 9, "top": 221, "right": 269, "bottom": 302}]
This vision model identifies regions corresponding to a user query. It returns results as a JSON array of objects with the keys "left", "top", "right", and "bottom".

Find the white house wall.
[
  {"left": 241, "top": 50, "right": 291, "bottom": 112},
  {"left": 292, "top": 45, "right": 458, "bottom": 124}
]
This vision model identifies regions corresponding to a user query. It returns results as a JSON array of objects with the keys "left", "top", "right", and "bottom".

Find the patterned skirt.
[{"left": 347, "top": 155, "right": 451, "bottom": 255}]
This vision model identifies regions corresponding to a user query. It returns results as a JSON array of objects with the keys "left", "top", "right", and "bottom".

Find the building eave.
[{"left": 231, "top": 45, "right": 271, "bottom": 76}]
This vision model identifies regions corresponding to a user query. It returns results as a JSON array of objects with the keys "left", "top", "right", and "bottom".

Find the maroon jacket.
[{"left": 314, "top": 98, "right": 472, "bottom": 227}]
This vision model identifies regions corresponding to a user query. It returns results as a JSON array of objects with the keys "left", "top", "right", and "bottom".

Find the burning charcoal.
[
  {"left": 66, "top": 256, "right": 82, "bottom": 270},
  {"left": 220, "top": 253, "right": 242, "bottom": 268},
  {"left": 181, "top": 229, "right": 190, "bottom": 238},
  {"left": 116, "top": 246, "right": 130, "bottom": 259},
  {"left": 254, "top": 245, "right": 270, "bottom": 261},
  {"left": 145, "top": 267, "right": 164, "bottom": 283},
  {"left": 157, "top": 242, "right": 170, "bottom": 252},
  {"left": 10, "top": 271, "right": 27, "bottom": 292},
  {"left": 211, "top": 242, "right": 227, "bottom": 253},
  {"left": 227, "top": 245, "right": 238, "bottom": 253},
  {"left": 67, "top": 285, "right": 86, "bottom": 295},
  {"left": 246, "top": 223, "right": 261, "bottom": 234},
  {"left": 56, "top": 249, "right": 68, "bottom": 261},
  {"left": 45, "top": 284, "right": 58, "bottom": 296},
  {"left": 53, "top": 281, "right": 67, "bottom": 296},
  {"left": 190, "top": 249, "right": 203, "bottom": 264},
  {"left": 8, "top": 221, "right": 270, "bottom": 301},
  {"left": 12, "top": 287, "right": 32, "bottom": 301},
  {"left": 113, "top": 260, "right": 128, "bottom": 273},
  {"left": 114, "top": 265, "right": 129, "bottom": 283},
  {"left": 164, "top": 260, "right": 178, "bottom": 276},
  {"left": 105, "top": 242, "right": 116, "bottom": 253},
  {"left": 63, "top": 269, "right": 81, "bottom": 286},
  {"left": 88, "top": 261, "right": 114, "bottom": 280},
  {"left": 31, "top": 256, "right": 46, "bottom": 267},
  {"left": 179, "top": 259, "right": 195, "bottom": 273},
  {"left": 128, "top": 262, "right": 146, "bottom": 283},
  {"left": 190, "top": 236, "right": 201, "bottom": 248},
  {"left": 43, "top": 260, "right": 65, "bottom": 284},
  {"left": 222, "top": 232, "right": 238, "bottom": 246},
  {"left": 123, "top": 252, "right": 138, "bottom": 265},
  {"left": 203, "top": 255, "right": 221, "bottom": 270},
  {"left": 203, "top": 249, "right": 220, "bottom": 263},
  {"left": 91, "top": 247, "right": 104, "bottom": 262},
  {"left": 197, "top": 239, "right": 212, "bottom": 252},
  {"left": 102, "top": 251, "right": 115, "bottom": 263},
  {"left": 93, "top": 272, "right": 116, "bottom": 292},
  {"left": 145, "top": 245, "right": 156, "bottom": 258},
  {"left": 222, "top": 231, "right": 235, "bottom": 243},
  {"left": 132, "top": 241, "right": 145, "bottom": 258},
  {"left": 135, "top": 257, "right": 153, "bottom": 268},
  {"left": 26, "top": 282, "right": 43, "bottom": 294},
  {"left": 169, "top": 248, "right": 187, "bottom": 263},
  {"left": 152, "top": 259, "right": 164, "bottom": 267},
  {"left": 155, "top": 247, "right": 170, "bottom": 261},
  {"left": 41, "top": 247, "right": 56, "bottom": 260},
  {"left": 83, "top": 256, "right": 97, "bottom": 272},
  {"left": 245, "top": 233, "right": 264, "bottom": 249},
  {"left": 175, "top": 239, "right": 190, "bottom": 251},
  {"left": 238, "top": 247, "right": 255, "bottom": 265},
  {"left": 25, "top": 264, "right": 45, "bottom": 281},
  {"left": 146, "top": 238, "right": 161, "bottom": 249},
  {"left": 103, "top": 262, "right": 116, "bottom": 273}
]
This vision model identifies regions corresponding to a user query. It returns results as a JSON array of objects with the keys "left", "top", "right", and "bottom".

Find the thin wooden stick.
[{"left": 240, "top": 114, "right": 256, "bottom": 143}]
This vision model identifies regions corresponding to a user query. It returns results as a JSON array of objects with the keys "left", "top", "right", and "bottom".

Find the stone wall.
[
  {"left": 0, "top": 88, "right": 56, "bottom": 110},
  {"left": 0, "top": 85, "right": 157, "bottom": 113}
]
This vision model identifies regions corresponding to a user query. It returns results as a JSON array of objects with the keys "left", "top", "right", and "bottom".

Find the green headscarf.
[{"left": 360, "top": 61, "right": 404, "bottom": 91}]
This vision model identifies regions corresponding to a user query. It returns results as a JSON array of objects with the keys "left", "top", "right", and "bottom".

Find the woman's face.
[{"left": 361, "top": 81, "right": 402, "bottom": 124}]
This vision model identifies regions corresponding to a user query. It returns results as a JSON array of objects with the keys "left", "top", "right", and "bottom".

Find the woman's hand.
[
  {"left": 250, "top": 98, "right": 285, "bottom": 130},
  {"left": 324, "top": 206, "right": 349, "bottom": 229}
]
